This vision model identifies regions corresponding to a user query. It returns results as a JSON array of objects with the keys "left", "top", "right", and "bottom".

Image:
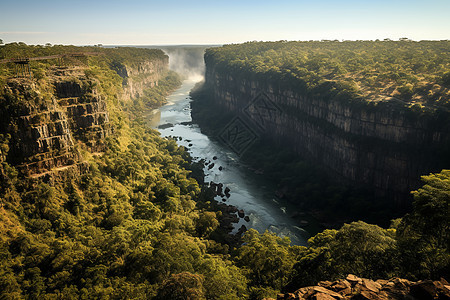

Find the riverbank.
[{"left": 146, "top": 78, "right": 312, "bottom": 245}]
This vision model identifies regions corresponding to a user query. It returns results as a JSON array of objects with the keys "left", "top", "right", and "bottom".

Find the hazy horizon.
[{"left": 1, "top": 0, "right": 449, "bottom": 46}]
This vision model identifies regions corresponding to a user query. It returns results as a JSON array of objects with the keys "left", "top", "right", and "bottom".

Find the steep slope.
[
  {"left": 0, "top": 44, "right": 250, "bottom": 299},
  {"left": 202, "top": 41, "right": 450, "bottom": 205},
  {"left": 0, "top": 46, "right": 169, "bottom": 180}
]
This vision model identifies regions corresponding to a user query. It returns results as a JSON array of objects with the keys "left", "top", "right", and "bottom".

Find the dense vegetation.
[
  {"left": 0, "top": 43, "right": 248, "bottom": 299},
  {"left": 0, "top": 43, "right": 166, "bottom": 69},
  {"left": 205, "top": 40, "right": 450, "bottom": 109},
  {"left": 0, "top": 42, "right": 167, "bottom": 90},
  {"left": 0, "top": 43, "right": 448, "bottom": 299}
]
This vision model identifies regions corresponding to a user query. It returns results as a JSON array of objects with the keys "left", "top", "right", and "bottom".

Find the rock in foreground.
[{"left": 276, "top": 274, "right": 450, "bottom": 300}]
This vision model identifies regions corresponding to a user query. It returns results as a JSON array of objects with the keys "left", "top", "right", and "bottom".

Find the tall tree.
[{"left": 397, "top": 170, "right": 450, "bottom": 279}]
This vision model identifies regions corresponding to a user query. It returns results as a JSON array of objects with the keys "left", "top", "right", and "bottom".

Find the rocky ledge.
[
  {"left": 275, "top": 274, "right": 450, "bottom": 300},
  {"left": 3, "top": 67, "right": 112, "bottom": 180}
]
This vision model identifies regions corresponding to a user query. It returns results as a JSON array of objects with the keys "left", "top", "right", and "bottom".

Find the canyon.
[
  {"left": 204, "top": 58, "right": 450, "bottom": 205},
  {"left": 0, "top": 44, "right": 447, "bottom": 299}
]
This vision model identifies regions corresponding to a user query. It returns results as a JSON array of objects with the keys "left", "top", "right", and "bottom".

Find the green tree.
[
  {"left": 287, "top": 229, "right": 337, "bottom": 288},
  {"left": 289, "top": 222, "right": 397, "bottom": 290},
  {"left": 329, "top": 221, "right": 397, "bottom": 278},
  {"left": 155, "top": 272, "right": 206, "bottom": 300},
  {"left": 236, "top": 229, "right": 301, "bottom": 291},
  {"left": 199, "top": 257, "right": 248, "bottom": 299},
  {"left": 195, "top": 211, "right": 219, "bottom": 237},
  {"left": 397, "top": 170, "right": 450, "bottom": 279}
]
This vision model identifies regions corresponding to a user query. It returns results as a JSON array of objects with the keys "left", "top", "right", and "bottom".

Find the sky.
[{"left": 0, "top": 0, "right": 449, "bottom": 45}]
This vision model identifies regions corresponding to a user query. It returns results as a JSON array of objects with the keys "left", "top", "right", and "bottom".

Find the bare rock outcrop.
[
  {"left": 276, "top": 274, "right": 450, "bottom": 300},
  {"left": 120, "top": 59, "right": 168, "bottom": 101},
  {"left": 2, "top": 67, "right": 113, "bottom": 179}
]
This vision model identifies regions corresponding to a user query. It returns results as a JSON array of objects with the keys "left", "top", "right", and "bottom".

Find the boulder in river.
[
  {"left": 238, "top": 209, "right": 245, "bottom": 218},
  {"left": 217, "top": 183, "right": 224, "bottom": 196},
  {"left": 224, "top": 187, "right": 231, "bottom": 198},
  {"left": 209, "top": 181, "right": 216, "bottom": 193},
  {"left": 237, "top": 225, "right": 247, "bottom": 235},
  {"left": 244, "top": 216, "right": 250, "bottom": 222},
  {"left": 158, "top": 123, "right": 174, "bottom": 129},
  {"left": 226, "top": 204, "right": 238, "bottom": 213}
]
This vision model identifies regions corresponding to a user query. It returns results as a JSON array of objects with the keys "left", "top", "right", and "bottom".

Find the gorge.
[
  {"left": 0, "top": 42, "right": 448, "bottom": 299},
  {"left": 199, "top": 41, "right": 450, "bottom": 211}
]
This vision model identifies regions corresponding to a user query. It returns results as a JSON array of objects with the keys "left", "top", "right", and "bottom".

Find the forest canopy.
[{"left": 205, "top": 40, "right": 450, "bottom": 109}]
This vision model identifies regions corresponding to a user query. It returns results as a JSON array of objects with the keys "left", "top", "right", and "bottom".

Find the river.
[{"left": 146, "top": 77, "right": 311, "bottom": 246}]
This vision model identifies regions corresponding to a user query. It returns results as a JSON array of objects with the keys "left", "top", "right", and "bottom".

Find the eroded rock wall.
[
  {"left": 55, "top": 78, "right": 112, "bottom": 153},
  {"left": 3, "top": 74, "right": 105, "bottom": 179},
  {"left": 1, "top": 52, "right": 169, "bottom": 181},
  {"left": 119, "top": 58, "right": 168, "bottom": 101},
  {"left": 205, "top": 63, "right": 450, "bottom": 203}
]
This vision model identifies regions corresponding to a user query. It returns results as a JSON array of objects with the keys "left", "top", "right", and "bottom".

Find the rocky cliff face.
[
  {"left": 54, "top": 70, "right": 113, "bottom": 151},
  {"left": 205, "top": 63, "right": 450, "bottom": 203},
  {"left": 1, "top": 56, "right": 168, "bottom": 180},
  {"left": 3, "top": 69, "right": 107, "bottom": 180},
  {"left": 117, "top": 58, "right": 168, "bottom": 101}
]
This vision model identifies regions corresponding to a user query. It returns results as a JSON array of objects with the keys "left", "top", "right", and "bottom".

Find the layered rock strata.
[
  {"left": 115, "top": 58, "right": 168, "bottom": 101},
  {"left": 204, "top": 62, "right": 450, "bottom": 204},
  {"left": 2, "top": 55, "right": 168, "bottom": 180}
]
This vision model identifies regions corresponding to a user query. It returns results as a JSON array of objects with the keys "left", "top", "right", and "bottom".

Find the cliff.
[
  {"left": 0, "top": 51, "right": 169, "bottom": 181},
  {"left": 204, "top": 60, "right": 450, "bottom": 205},
  {"left": 3, "top": 74, "right": 89, "bottom": 180},
  {"left": 113, "top": 57, "right": 168, "bottom": 101}
]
